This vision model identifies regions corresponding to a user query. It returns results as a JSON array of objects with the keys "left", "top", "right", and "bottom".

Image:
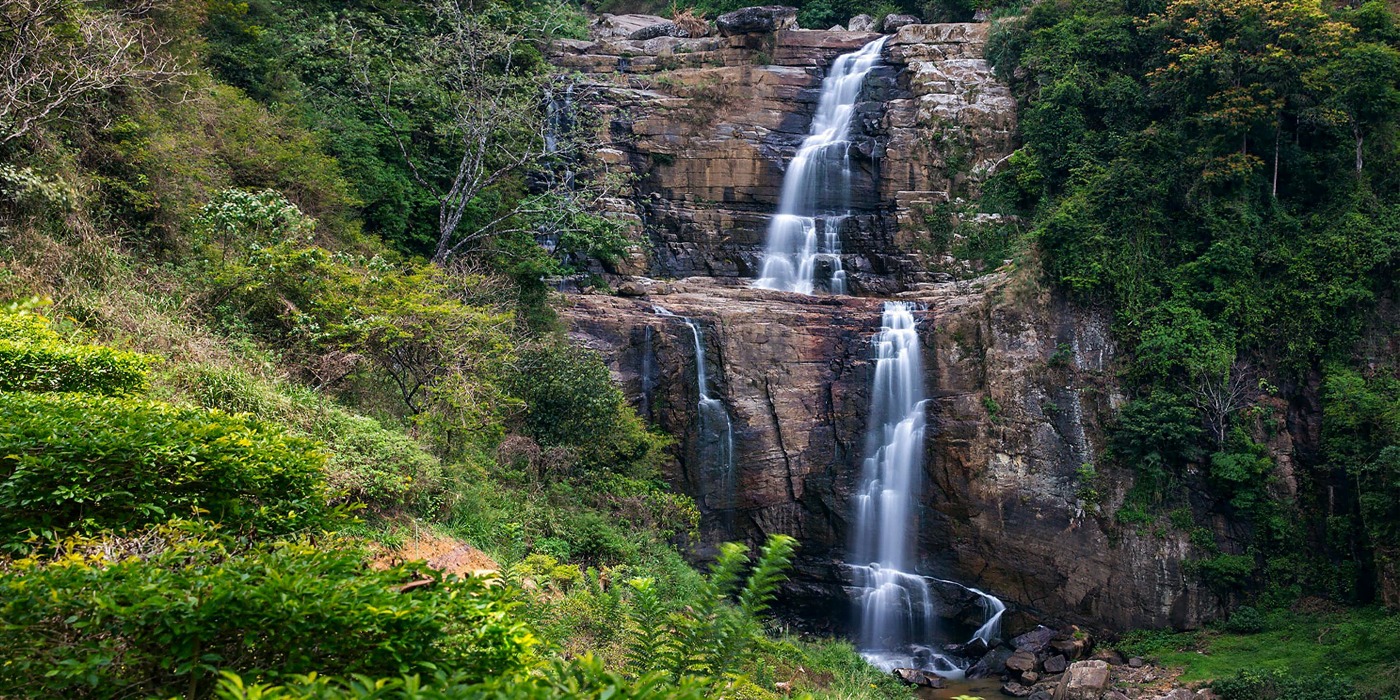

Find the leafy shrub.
[
  {"left": 1213, "top": 668, "right": 1358, "bottom": 700},
  {"left": 0, "top": 303, "right": 152, "bottom": 396},
  {"left": 1111, "top": 392, "right": 1204, "bottom": 497},
  {"left": 1223, "top": 605, "right": 1266, "bottom": 634},
  {"left": 0, "top": 392, "right": 337, "bottom": 546},
  {"left": 510, "top": 341, "right": 663, "bottom": 474},
  {"left": 213, "top": 656, "right": 707, "bottom": 700},
  {"left": 0, "top": 523, "right": 534, "bottom": 699}
]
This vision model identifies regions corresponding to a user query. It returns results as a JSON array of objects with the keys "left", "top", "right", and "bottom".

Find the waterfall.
[
  {"left": 849, "top": 302, "right": 1005, "bottom": 677},
  {"left": 755, "top": 37, "right": 888, "bottom": 296},
  {"left": 655, "top": 307, "right": 735, "bottom": 507}
]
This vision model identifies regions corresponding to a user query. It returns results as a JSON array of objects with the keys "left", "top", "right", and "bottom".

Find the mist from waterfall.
[
  {"left": 655, "top": 307, "right": 735, "bottom": 506},
  {"left": 754, "top": 37, "right": 888, "bottom": 295},
  {"left": 850, "top": 302, "right": 1005, "bottom": 677}
]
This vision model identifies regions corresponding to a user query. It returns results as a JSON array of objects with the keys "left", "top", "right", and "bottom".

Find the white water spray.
[
  {"left": 655, "top": 307, "right": 735, "bottom": 505},
  {"left": 850, "top": 303, "right": 1005, "bottom": 677},
  {"left": 755, "top": 37, "right": 888, "bottom": 295}
]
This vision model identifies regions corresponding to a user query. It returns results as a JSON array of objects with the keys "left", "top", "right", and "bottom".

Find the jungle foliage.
[{"left": 988, "top": 0, "right": 1400, "bottom": 606}]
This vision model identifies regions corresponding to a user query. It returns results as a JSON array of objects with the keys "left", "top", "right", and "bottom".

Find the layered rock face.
[
  {"left": 549, "top": 21, "right": 1014, "bottom": 294},
  {"left": 565, "top": 276, "right": 1239, "bottom": 632}
]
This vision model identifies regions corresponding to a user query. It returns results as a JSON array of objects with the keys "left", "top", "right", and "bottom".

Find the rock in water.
[
  {"left": 715, "top": 5, "right": 798, "bottom": 35},
  {"left": 848, "top": 13, "right": 875, "bottom": 31},
  {"left": 880, "top": 13, "right": 920, "bottom": 32},
  {"left": 1056, "top": 660, "right": 1110, "bottom": 700},
  {"left": 967, "top": 647, "right": 1013, "bottom": 678},
  {"left": 890, "top": 668, "right": 944, "bottom": 688},
  {"left": 1001, "top": 681, "right": 1034, "bottom": 697}
]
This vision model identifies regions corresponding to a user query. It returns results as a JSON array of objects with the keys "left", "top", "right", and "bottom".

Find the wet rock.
[
  {"left": 1055, "top": 660, "right": 1109, "bottom": 700},
  {"left": 715, "top": 5, "right": 798, "bottom": 35},
  {"left": 1042, "top": 654, "right": 1067, "bottom": 674},
  {"left": 1012, "top": 626, "right": 1057, "bottom": 653},
  {"left": 848, "top": 13, "right": 875, "bottom": 31},
  {"left": 1022, "top": 671, "right": 1039, "bottom": 684},
  {"left": 891, "top": 668, "right": 944, "bottom": 688},
  {"left": 965, "top": 637, "right": 990, "bottom": 656},
  {"left": 1005, "top": 649, "right": 1037, "bottom": 675},
  {"left": 1001, "top": 681, "right": 1034, "bottom": 697},
  {"left": 967, "top": 647, "right": 1013, "bottom": 679},
  {"left": 880, "top": 13, "right": 921, "bottom": 32}
]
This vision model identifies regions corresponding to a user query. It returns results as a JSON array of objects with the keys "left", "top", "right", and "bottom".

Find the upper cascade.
[{"left": 754, "top": 36, "right": 889, "bottom": 295}]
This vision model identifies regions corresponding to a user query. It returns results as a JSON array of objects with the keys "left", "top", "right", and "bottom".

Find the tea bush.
[
  {"left": 0, "top": 392, "right": 337, "bottom": 546},
  {"left": 0, "top": 523, "right": 533, "bottom": 699},
  {"left": 0, "top": 304, "right": 152, "bottom": 396}
]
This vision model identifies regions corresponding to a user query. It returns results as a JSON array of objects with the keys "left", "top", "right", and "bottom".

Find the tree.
[
  {"left": 1307, "top": 42, "right": 1400, "bottom": 175},
  {"left": 343, "top": 0, "right": 626, "bottom": 265},
  {"left": 0, "top": 0, "right": 185, "bottom": 143}
]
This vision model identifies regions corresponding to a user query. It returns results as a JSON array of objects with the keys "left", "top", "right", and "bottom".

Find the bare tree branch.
[{"left": 0, "top": 0, "right": 188, "bottom": 143}]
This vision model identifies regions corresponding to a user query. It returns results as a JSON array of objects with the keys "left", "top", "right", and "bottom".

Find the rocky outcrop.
[
  {"left": 563, "top": 271, "right": 1242, "bottom": 633},
  {"left": 716, "top": 5, "right": 799, "bottom": 35},
  {"left": 549, "top": 21, "right": 1015, "bottom": 294}
]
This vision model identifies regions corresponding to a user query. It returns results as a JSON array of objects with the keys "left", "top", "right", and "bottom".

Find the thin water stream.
[{"left": 654, "top": 306, "right": 735, "bottom": 507}]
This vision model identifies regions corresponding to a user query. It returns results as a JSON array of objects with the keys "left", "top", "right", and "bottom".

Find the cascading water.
[
  {"left": 754, "top": 37, "right": 888, "bottom": 295},
  {"left": 655, "top": 307, "right": 735, "bottom": 507},
  {"left": 849, "top": 303, "right": 1005, "bottom": 678}
]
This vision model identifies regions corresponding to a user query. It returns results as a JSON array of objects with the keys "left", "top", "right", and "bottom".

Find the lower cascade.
[
  {"left": 849, "top": 302, "right": 1005, "bottom": 678},
  {"left": 655, "top": 306, "right": 735, "bottom": 508},
  {"left": 754, "top": 36, "right": 888, "bottom": 295}
]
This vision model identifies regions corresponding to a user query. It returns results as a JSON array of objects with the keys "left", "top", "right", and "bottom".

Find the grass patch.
[{"left": 1120, "top": 606, "right": 1400, "bottom": 698}]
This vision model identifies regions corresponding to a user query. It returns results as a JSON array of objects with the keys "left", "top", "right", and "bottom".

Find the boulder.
[
  {"left": 1089, "top": 649, "right": 1127, "bottom": 665},
  {"left": 1054, "top": 660, "right": 1109, "bottom": 700},
  {"left": 590, "top": 14, "right": 684, "bottom": 40},
  {"left": 1002, "top": 681, "right": 1035, "bottom": 697},
  {"left": 828, "top": 24, "right": 845, "bottom": 31},
  {"left": 1029, "top": 693, "right": 1053, "bottom": 700},
  {"left": 1022, "top": 671, "right": 1040, "bottom": 684},
  {"left": 1006, "top": 649, "right": 1038, "bottom": 675},
  {"left": 1043, "top": 654, "right": 1068, "bottom": 674},
  {"left": 1013, "top": 626, "right": 1058, "bottom": 653},
  {"left": 1050, "top": 638, "right": 1085, "bottom": 661},
  {"left": 1104, "top": 693, "right": 1131, "bottom": 700},
  {"left": 967, "top": 647, "right": 1013, "bottom": 679},
  {"left": 891, "top": 668, "right": 944, "bottom": 688},
  {"left": 715, "top": 5, "right": 797, "bottom": 35},
  {"left": 1128, "top": 657, "right": 1144, "bottom": 668},
  {"left": 1156, "top": 691, "right": 1193, "bottom": 700},
  {"left": 848, "top": 13, "right": 875, "bottom": 31},
  {"left": 1193, "top": 691, "right": 1219, "bottom": 700},
  {"left": 879, "top": 13, "right": 920, "bottom": 32}
]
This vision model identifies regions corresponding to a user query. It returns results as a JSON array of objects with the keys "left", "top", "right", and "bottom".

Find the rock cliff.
[
  {"left": 552, "top": 17, "right": 1276, "bottom": 635},
  {"left": 565, "top": 275, "right": 1237, "bottom": 633},
  {"left": 549, "top": 21, "right": 1014, "bottom": 294}
]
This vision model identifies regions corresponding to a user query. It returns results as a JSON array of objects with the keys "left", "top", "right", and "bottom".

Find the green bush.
[
  {"left": 213, "top": 656, "right": 707, "bottom": 700},
  {"left": 1213, "top": 668, "right": 1358, "bottom": 700},
  {"left": 0, "top": 523, "right": 534, "bottom": 699},
  {"left": 1223, "top": 605, "right": 1266, "bottom": 634},
  {"left": 510, "top": 341, "right": 663, "bottom": 474},
  {"left": 0, "top": 304, "right": 152, "bottom": 396},
  {"left": 0, "top": 392, "right": 337, "bottom": 546}
]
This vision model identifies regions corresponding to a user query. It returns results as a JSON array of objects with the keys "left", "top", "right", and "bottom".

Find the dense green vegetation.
[
  {"left": 987, "top": 0, "right": 1400, "bottom": 604},
  {"left": 0, "top": 1, "right": 903, "bottom": 698}
]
